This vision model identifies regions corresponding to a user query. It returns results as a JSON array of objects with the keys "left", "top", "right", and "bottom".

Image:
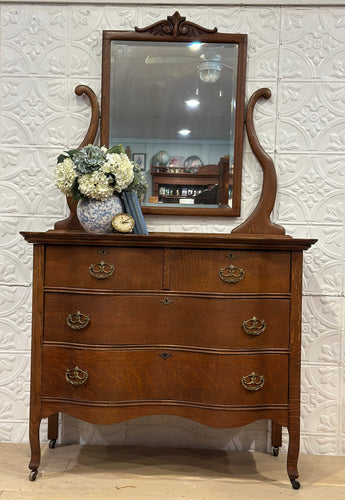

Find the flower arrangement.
[{"left": 55, "top": 144, "right": 147, "bottom": 201}]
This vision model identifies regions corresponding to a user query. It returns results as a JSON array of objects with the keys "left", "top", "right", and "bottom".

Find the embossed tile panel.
[{"left": 0, "top": 2, "right": 344, "bottom": 456}]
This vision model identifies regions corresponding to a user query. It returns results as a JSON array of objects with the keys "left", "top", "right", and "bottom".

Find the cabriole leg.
[
  {"left": 287, "top": 425, "right": 300, "bottom": 489},
  {"left": 29, "top": 418, "right": 41, "bottom": 481}
]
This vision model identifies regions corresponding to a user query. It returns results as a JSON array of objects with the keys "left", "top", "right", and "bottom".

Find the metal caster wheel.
[
  {"left": 49, "top": 439, "right": 56, "bottom": 449},
  {"left": 29, "top": 470, "right": 38, "bottom": 481},
  {"left": 291, "top": 479, "right": 300, "bottom": 490},
  {"left": 272, "top": 446, "right": 279, "bottom": 457}
]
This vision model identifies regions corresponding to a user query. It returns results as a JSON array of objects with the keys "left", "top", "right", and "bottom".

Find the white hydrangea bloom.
[
  {"left": 78, "top": 170, "right": 114, "bottom": 200},
  {"left": 102, "top": 153, "right": 134, "bottom": 192},
  {"left": 54, "top": 157, "right": 77, "bottom": 194}
]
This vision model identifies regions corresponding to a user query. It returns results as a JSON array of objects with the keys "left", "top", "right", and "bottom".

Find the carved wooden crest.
[{"left": 135, "top": 11, "right": 217, "bottom": 38}]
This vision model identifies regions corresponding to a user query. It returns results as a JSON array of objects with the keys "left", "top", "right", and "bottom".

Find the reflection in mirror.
[
  {"left": 109, "top": 41, "right": 237, "bottom": 209},
  {"left": 101, "top": 14, "right": 247, "bottom": 216}
]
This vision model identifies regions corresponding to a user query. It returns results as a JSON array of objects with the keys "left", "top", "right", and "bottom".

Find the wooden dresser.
[{"left": 21, "top": 231, "right": 315, "bottom": 487}]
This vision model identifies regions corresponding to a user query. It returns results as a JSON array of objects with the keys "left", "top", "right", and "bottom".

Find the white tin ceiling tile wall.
[
  {"left": 0, "top": 353, "right": 30, "bottom": 419},
  {"left": 0, "top": 2, "right": 344, "bottom": 456},
  {"left": 277, "top": 82, "right": 345, "bottom": 153},
  {"left": 63, "top": 413, "right": 268, "bottom": 451},
  {"left": 1, "top": 7, "right": 68, "bottom": 77},
  {"left": 280, "top": 7, "right": 345, "bottom": 81},
  {"left": 0, "top": 286, "right": 32, "bottom": 351},
  {"left": 300, "top": 433, "right": 338, "bottom": 455},
  {"left": 302, "top": 295, "right": 341, "bottom": 364},
  {"left": 303, "top": 245, "right": 344, "bottom": 297},
  {"left": 342, "top": 300, "right": 345, "bottom": 366},
  {"left": 301, "top": 364, "right": 340, "bottom": 434}
]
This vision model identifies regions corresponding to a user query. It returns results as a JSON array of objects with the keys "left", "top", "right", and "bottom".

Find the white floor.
[{"left": 1, "top": 444, "right": 345, "bottom": 499}]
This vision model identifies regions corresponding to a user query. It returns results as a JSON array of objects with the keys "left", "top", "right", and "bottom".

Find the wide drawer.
[
  {"left": 42, "top": 347, "right": 289, "bottom": 406},
  {"left": 44, "top": 245, "right": 163, "bottom": 290},
  {"left": 169, "top": 250, "right": 291, "bottom": 293},
  {"left": 44, "top": 293, "right": 290, "bottom": 349}
]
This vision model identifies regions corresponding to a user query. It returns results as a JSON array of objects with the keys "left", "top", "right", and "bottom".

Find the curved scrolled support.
[
  {"left": 54, "top": 195, "right": 83, "bottom": 231},
  {"left": 54, "top": 85, "right": 99, "bottom": 231},
  {"left": 75, "top": 85, "right": 100, "bottom": 148},
  {"left": 232, "top": 88, "right": 286, "bottom": 236}
]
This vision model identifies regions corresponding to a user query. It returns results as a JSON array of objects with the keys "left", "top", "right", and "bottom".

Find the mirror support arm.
[
  {"left": 232, "top": 88, "right": 286, "bottom": 236},
  {"left": 75, "top": 85, "right": 100, "bottom": 148},
  {"left": 54, "top": 85, "right": 100, "bottom": 231}
]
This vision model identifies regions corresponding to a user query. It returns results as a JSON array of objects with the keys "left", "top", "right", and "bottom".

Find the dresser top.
[{"left": 21, "top": 230, "right": 316, "bottom": 251}]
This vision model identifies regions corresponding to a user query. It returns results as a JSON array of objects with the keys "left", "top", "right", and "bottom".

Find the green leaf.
[
  {"left": 70, "top": 179, "right": 82, "bottom": 201},
  {"left": 107, "top": 144, "right": 125, "bottom": 155},
  {"left": 66, "top": 149, "right": 79, "bottom": 158},
  {"left": 57, "top": 149, "right": 79, "bottom": 164},
  {"left": 57, "top": 153, "right": 68, "bottom": 164}
]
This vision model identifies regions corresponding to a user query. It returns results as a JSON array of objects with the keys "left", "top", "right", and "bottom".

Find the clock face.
[{"left": 112, "top": 213, "right": 135, "bottom": 233}]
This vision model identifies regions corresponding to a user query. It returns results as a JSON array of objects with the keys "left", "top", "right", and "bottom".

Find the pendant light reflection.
[
  {"left": 188, "top": 41, "right": 204, "bottom": 51},
  {"left": 185, "top": 86, "right": 200, "bottom": 109},
  {"left": 185, "top": 98, "right": 200, "bottom": 109},
  {"left": 178, "top": 129, "right": 191, "bottom": 136}
]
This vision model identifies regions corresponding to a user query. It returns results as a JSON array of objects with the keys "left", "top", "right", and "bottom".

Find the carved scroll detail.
[
  {"left": 135, "top": 11, "right": 217, "bottom": 38},
  {"left": 232, "top": 88, "right": 285, "bottom": 236}
]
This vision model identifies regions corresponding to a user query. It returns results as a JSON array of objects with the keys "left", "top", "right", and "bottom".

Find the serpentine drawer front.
[
  {"left": 169, "top": 250, "right": 291, "bottom": 293},
  {"left": 41, "top": 347, "right": 289, "bottom": 406},
  {"left": 44, "top": 245, "right": 164, "bottom": 290},
  {"left": 21, "top": 230, "right": 316, "bottom": 487},
  {"left": 43, "top": 293, "right": 290, "bottom": 348}
]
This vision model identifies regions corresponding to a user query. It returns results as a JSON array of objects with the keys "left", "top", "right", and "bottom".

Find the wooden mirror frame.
[{"left": 100, "top": 12, "right": 247, "bottom": 218}]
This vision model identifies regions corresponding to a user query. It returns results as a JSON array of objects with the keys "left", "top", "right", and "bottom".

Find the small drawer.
[
  {"left": 45, "top": 245, "right": 163, "bottom": 290},
  {"left": 170, "top": 250, "right": 291, "bottom": 293},
  {"left": 44, "top": 293, "right": 290, "bottom": 349},
  {"left": 42, "top": 347, "right": 289, "bottom": 406}
]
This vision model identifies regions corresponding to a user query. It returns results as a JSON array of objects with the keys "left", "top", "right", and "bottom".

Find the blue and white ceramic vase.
[{"left": 76, "top": 194, "right": 124, "bottom": 234}]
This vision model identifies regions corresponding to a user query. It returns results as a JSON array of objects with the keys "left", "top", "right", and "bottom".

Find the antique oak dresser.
[
  {"left": 21, "top": 14, "right": 316, "bottom": 490},
  {"left": 22, "top": 229, "right": 315, "bottom": 490}
]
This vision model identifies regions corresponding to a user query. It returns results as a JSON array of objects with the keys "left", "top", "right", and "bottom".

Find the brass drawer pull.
[
  {"left": 65, "top": 366, "right": 88, "bottom": 386},
  {"left": 66, "top": 311, "right": 90, "bottom": 330},
  {"left": 89, "top": 260, "right": 114, "bottom": 279},
  {"left": 242, "top": 317, "right": 266, "bottom": 336},
  {"left": 219, "top": 264, "right": 245, "bottom": 283},
  {"left": 160, "top": 298, "right": 173, "bottom": 305},
  {"left": 241, "top": 372, "right": 265, "bottom": 391}
]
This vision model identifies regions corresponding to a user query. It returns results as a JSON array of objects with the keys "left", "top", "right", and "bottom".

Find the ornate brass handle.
[
  {"left": 65, "top": 366, "right": 88, "bottom": 386},
  {"left": 242, "top": 317, "right": 266, "bottom": 336},
  {"left": 66, "top": 311, "right": 90, "bottom": 330},
  {"left": 241, "top": 372, "right": 265, "bottom": 391},
  {"left": 89, "top": 260, "right": 114, "bottom": 279},
  {"left": 219, "top": 264, "right": 245, "bottom": 284}
]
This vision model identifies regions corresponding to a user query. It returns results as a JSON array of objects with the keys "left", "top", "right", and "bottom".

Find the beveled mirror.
[{"left": 100, "top": 12, "right": 247, "bottom": 217}]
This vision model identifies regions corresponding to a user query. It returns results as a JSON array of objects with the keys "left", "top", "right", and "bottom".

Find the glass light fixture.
[{"left": 198, "top": 55, "right": 221, "bottom": 83}]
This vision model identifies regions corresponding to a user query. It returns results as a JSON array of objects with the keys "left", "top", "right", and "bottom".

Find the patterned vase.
[{"left": 76, "top": 194, "right": 124, "bottom": 234}]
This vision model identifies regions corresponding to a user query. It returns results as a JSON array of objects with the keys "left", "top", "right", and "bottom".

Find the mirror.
[{"left": 101, "top": 12, "right": 247, "bottom": 217}]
